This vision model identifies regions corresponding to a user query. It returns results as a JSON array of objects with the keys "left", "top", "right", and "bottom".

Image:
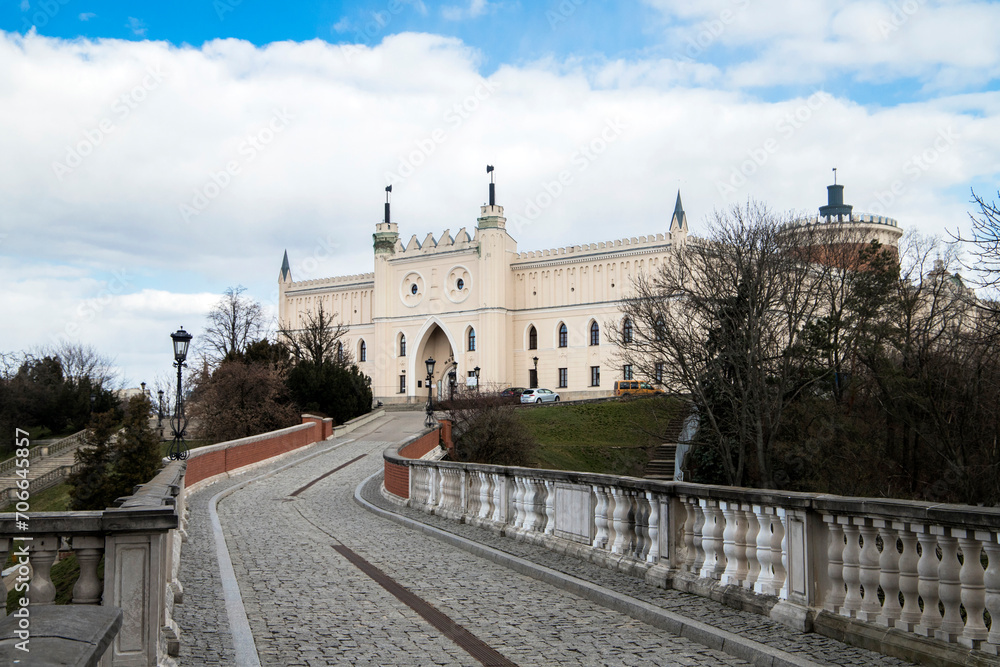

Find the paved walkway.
[{"left": 176, "top": 414, "right": 910, "bottom": 666}]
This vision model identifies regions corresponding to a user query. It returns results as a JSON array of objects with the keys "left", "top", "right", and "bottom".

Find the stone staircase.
[{"left": 643, "top": 413, "right": 687, "bottom": 481}]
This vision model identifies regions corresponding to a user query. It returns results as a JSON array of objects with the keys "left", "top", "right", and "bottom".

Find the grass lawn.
[
  {"left": 519, "top": 397, "right": 681, "bottom": 477},
  {"left": 0, "top": 481, "right": 73, "bottom": 513}
]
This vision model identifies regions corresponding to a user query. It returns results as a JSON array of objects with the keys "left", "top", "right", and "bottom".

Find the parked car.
[
  {"left": 613, "top": 380, "right": 663, "bottom": 397},
  {"left": 520, "top": 388, "right": 560, "bottom": 403},
  {"left": 499, "top": 387, "right": 529, "bottom": 402}
]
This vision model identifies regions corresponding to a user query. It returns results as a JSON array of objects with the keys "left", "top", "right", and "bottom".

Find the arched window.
[
  {"left": 558, "top": 323, "right": 568, "bottom": 348},
  {"left": 623, "top": 318, "right": 633, "bottom": 344},
  {"left": 359, "top": 340, "right": 367, "bottom": 362},
  {"left": 399, "top": 334, "right": 406, "bottom": 357},
  {"left": 528, "top": 326, "right": 537, "bottom": 350},
  {"left": 468, "top": 327, "right": 476, "bottom": 352},
  {"left": 336, "top": 342, "right": 343, "bottom": 362},
  {"left": 655, "top": 316, "right": 665, "bottom": 341},
  {"left": 590, "top": 321, "right": 600, "bottom": 346}
]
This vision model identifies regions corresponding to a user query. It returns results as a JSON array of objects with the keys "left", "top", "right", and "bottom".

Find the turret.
[
  {"left": 477, "top": 165, "right": 506, "bottom": 230},
  {"left": 669, "top": 190, "right": 688, "bottom": 241},
  {"left": 819, "top": 169, "right": 853, "bottom": 220},
  {"left": 374, "top": 185, "right": 399, "bottom": 255}
]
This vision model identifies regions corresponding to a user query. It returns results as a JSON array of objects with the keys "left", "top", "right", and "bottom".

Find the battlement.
[
  {"left": 512, "top": 232, "right": 673, "bottom": 262},
  {"left": 393, "top": 227, "right": 477, "bottom": 258},
  {"left": 787, "top": 212, "right": 900, "bottom": 228},
  {"left": 287, "top": 272, "right": 375, "bottom": 291}
]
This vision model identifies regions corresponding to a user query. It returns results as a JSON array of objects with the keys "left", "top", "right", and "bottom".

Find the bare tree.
[
  {"left": 278, "top": 302, "right": 350, "bottom": 366},
  {"left": 46, "top": 341, "right": 119, "bottom": 389},
  {"left": 202, "top": 286, "right": 266, "bottom": 364},
  {"left": 611, "top": 201, "right": 837, "bottom": 488}
]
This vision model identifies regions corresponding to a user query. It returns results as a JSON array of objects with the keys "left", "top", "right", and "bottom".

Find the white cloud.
[
  {"left": 1, "top": 29, "right": 997, "bottom": 384},
  {"left": 332, "top": 17, "right": 352, "bottom": 34},
  {"left": 79, "top": 12, "right": 97, "bottom": 22}
]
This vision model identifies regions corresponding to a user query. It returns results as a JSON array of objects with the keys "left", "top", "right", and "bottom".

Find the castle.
[{"left": 277, "top": 173, "right": 902, "bottom": 403}]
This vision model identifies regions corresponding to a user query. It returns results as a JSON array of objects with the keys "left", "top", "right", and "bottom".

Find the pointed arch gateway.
[{"left": 412, "top": 317, "right": 458, "bottom": 399}]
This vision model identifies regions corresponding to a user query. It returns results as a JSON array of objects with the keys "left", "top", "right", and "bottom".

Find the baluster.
[
  {"left": 458, "top": 468, "right": 468, "bottom": 514},
  {"left": 522, "top": 478, "right": 539, "bottom": 532},
  {"left": 71, "top": 535, "right": 103, "bottom": 604},
  {"left": 914, "top": 527, "right": 942, "bottom": 636},
  {"left": 841, "top": 519, "right": 862, "bottom": 617},
  {"left": 754, "top": 506, "right": 773, "bottom": 594},
  {"left": 771, "top": 510, "right": 787, "bottom": 598},
  {"left": 592, "top": 485, "right": 610, "bottom": 550},
  {"left": 511, "top": 477, "right": 526, "bottom": 529},
  {"left": 492, "top": 474, "right": 505, "bottom": 524},
  {"left": 855, "top": 518, "right": 882, "bottom": 621},
  {"left": 466, "top": 471, "right": 479, "bottom": 517},
  {"left": 721, "top": 501, "right": 747, "bottom": 586},
  {"left": 633, "top": 492, "right": 648, "bottom": 560},
  {"left": 681, "top": 497, "right": 696, "bottom": 571},
  {"left": 699, "top": 500, "right": 725, "bottom": 580},
  {"left": 936, "top": 530, "right": 964, "bottom": 642},
  {"left": 610, "top": 487, "right": 627, "bottom": 554},
  {"left": 957, "top": 531, "right": 988, "bottom": 648},
  {"left": 646, "top": 492, "right": 660, "bottom": 563},
  {"left": 983, "top": 539, "right": 1000, "bottom": 653},
  {"left": 543, "top": 480, "right": 556, "bottom": 535},
  {"left": 692, "top": 500, "right": 707, "bottom": 574},
  {"left": 876, "top": 521, "right": 902, "bottom": 627},
  {"left": 822, "top": 515, "right": 846, "bottom": 613},
  {"left": 28, "top": 534, "right": 59, "bottom": 605},
  {"left": 896, "top": 524, "right": 921, "bottom": 631},
  {"left": 743, "top": 504, "right": 760, "bottom": 591}
]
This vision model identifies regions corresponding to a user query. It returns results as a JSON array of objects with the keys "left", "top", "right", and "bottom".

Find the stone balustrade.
[
  {"left": 385, "top": 448, "right": 1000, "bottom": 663},
  {"left": 0, "top": 460, "right": 185, "bottom": 666}
]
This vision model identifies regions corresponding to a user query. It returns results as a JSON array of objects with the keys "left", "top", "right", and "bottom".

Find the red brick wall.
[
  {"left": 386, "top": 428, "right": 442, "bottom": 499},
  {"left": 186, "top": 419, "right": 322, "bottom": 486}
]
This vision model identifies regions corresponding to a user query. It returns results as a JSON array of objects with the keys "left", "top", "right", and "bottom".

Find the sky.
[{"left": 1, "top": 0, "right": 999, "bottom": 389}]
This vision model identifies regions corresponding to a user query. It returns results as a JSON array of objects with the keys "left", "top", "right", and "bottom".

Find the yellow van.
[{"left": 613, "top": 380, "right": 663, "bottom": 397}]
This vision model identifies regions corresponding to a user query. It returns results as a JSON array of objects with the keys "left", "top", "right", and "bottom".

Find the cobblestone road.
[{"left": 176, "top": 413, "right": 909, "bottom": 666}]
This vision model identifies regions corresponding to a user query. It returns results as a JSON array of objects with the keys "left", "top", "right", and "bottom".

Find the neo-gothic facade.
[
  {"left": 277, "top": 182, "right": 903, "bottom": 403},
  {"left": 278, "top": 186, "right": 691, "bottom": 402}
]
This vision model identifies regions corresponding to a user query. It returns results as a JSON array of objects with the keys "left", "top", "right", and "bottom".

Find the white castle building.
[{"left": 277, "top": 174, "right": 902, "bottom": 403}]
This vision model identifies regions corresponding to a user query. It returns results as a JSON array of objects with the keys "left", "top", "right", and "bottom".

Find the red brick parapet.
[{"left": 384, "top": 426, "right": 442, "bottom": 499}]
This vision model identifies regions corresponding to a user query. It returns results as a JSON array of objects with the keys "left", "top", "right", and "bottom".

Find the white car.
[{"left": 520, "top": 388, "right": 560, "bottom": 403}]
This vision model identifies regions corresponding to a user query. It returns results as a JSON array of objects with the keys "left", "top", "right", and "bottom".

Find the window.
[
  {"left": 558, "top": 323, "right": 568, "bottom": 348},
  {"left": 528, "top": 326, "right": 537, "bottom": 350},
  {"left": 590, "top": 321, "right": 600, "bottom": 346},
  {"left": 655, "top": 316, "right": 665, "bottom": 341},
  {"left": 623, "top": 318, "right": 633, "bottom": 344},
  {"left": 558, "top": 368, "right": 568, "bottom": 388},
  {"left": 591, "top": 366, "right": 600, "bottom": 387},
  {"left": 529, "top": 368, "right": 538, "bottom": 389},
  {"left": 655, "top": 362, "right": 664, "bottom": 385},
  {"left": 399, "top": 374, "right": 406, "bottom": 393},
  {"left": 623, "top": 364, "right": 633, "bottom": 380},
  {"left": 359, "top": 340, "right": 366, "bottom": 362},
  {"left": 410, "top": 283, "right": 418, "bottom": 295},
  {"left": 399, "top": 334, "right": 406, "bottom": 357},
  {"left": 468, "top": 327, "right": 476, "bottom": 352},
  {"left": 457, "top": 278, "right": 465, "bottom": 290},
  {"left": 336, "top": 342, "right": 343, "bottom": 362}
]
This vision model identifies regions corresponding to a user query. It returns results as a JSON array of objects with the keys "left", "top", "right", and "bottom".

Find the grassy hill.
[{"left": 519, "top": 397, "right": 682, "bottom": 477}]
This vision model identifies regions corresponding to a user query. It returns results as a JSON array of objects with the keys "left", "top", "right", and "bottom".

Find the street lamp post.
[
  {"left": 424, "top": 357, "right": 437, "bottom": 429},
  {"left": 157, "top": 389, "right": 165, "bottom": 438},
  {"left": 473, "top": 366, "right": 481, "bottom": 393},
  {"left": 448, "top": 367, "right": 457, "bottom": 401},
  {"left": 532, "top": 356, "right": 539, "bottom": 389},
  {"left": 168, "top": 327, "right": 193, "bottom": 461}
]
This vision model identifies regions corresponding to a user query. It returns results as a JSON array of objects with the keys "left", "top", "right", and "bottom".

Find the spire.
[
  {"left": 280, "top": 250, "right": 291, "bottom": 282},
  {"left": 670, "top": 190, "right": 687, "bottom": 233}
]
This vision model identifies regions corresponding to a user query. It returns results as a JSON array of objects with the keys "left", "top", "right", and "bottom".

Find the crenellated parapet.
[
  {"left": 287, "top": 272, "right": 375, "bottom": 291},
  {"left": 512, "top": 232, "right": 673, "bottom": 263},
  {"left": 786, "top": 212, "right": 900, "bottom": 229},
  {"left": 395, "top": 227, "right": 478, "bottom": 258}
]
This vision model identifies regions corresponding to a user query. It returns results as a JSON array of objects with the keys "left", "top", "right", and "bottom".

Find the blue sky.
[{"left": 2, "top": 0, "right": 999, "bottom": 387}]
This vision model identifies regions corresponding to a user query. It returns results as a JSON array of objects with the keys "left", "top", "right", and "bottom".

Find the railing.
[
  {"left": 0, "top": 463, "right": 82, "bottom": 505},
  {"left": 387, "top": 450, "right": 1000, "bottom": 662},
  {"left": 0, "top": 460, "right": 185, "bottom": 666},
  {"left": 0, "top": 430, "right": 86, "bottom": 476}
]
